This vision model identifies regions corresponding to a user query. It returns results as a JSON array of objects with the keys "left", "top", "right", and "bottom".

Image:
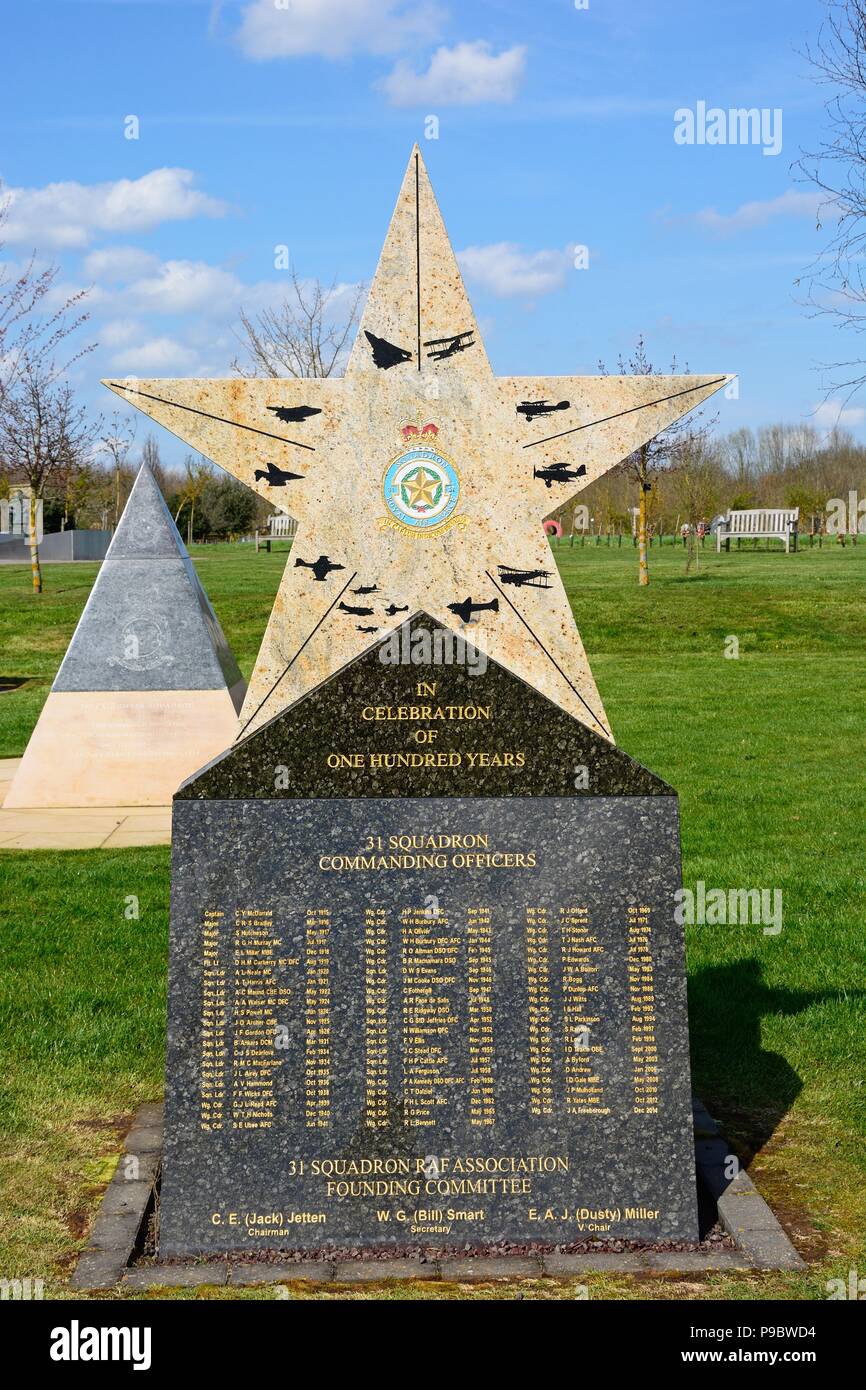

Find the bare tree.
[
  {"left": 723, "top": 427, "right": 759, "bottom": 491},
  {"left": 174, "top": 454, "right": 212, "bottom": 545},
  {"left": 140, "top": 433, "right": 172, "bottom": 497},
  {"left": 574, "top": 417, "right": 866, "bottom": 536},
  {"left": 232, "top": 269, "right": 365, "bottom": 378},
  {"left": 0, "top": 196, "right": 93, "bottom": 405},
  {"left": 0, "top": 189, "right": 97, "bottom": 586},
  {"left": 100, "top": 412, "right": 137, "bottom": 529},
  {"left": 671, "top": 438, "right": 721, "bottom": 573},
  {"left": 0, "top": 358, "right": 98, "bottom": 592},
  {"left": 58, "top": 459, "right": 98, "bottom": 533},
  {"left": 598, "top": 335, "right": 714, "bottom": 585},
  {"left": 795, "top": 1, "right": 866, "bottom": 400}
]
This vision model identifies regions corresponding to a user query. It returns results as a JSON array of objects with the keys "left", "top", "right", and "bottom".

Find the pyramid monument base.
[
  {"left": 5, "top": 463, "right": 248, "bottom": 811},
  {"left": 4, "top": 685, "right": 245, "bottom": 809}
]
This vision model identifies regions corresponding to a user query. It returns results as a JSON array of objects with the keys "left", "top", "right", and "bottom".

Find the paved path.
[{"left": 0, "top": 759, "right": 171, "bottom": 850}]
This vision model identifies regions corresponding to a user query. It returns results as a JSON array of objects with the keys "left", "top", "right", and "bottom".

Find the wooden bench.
[
  {"left": 255, "top": 513, "right": 298, "bottom": 552},
  {"left": 716, "top": 507, "right": 799, "bottom": 553}
]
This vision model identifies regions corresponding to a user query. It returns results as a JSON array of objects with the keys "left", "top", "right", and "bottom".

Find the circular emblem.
[
  {"left": 382, "top": 443, "right": 460, "bottom": 534},
  {"left": 108, "top": 615, "right": 174, "bottom": 671}
]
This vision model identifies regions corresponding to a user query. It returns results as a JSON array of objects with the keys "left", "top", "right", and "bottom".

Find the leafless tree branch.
[{"left": 232, "top": 269, "right": 365, "bottom": 379}]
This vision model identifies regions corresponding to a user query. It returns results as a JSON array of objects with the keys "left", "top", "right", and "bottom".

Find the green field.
[{"left": 0, "top": 538, "right": 864, "bottom": 1301}]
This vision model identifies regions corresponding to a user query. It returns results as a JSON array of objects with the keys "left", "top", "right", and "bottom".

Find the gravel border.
[{"left": 70, "top": 1099, "right": 805, "bottom": 1290}]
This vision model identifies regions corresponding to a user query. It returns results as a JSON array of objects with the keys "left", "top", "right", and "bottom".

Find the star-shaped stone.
[
  {"left": 104, "top": 147, "right": 732, "bottom": 742},
  {"left": 403, "top": 467, "right": 440, "bottom": 509}
]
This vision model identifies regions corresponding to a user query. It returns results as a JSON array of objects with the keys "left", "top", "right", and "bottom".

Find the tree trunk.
[
  {"left": 637, "top": 464, "right": 649, "bottom": 587},
  {"left": 29, "top": 493, "right": 42, "bottom": 595},
  {"left": 188, "top": 500, "right": 194, "bottom": 546}
]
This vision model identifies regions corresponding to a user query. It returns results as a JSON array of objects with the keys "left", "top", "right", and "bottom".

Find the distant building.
[
  {"left": 0, "top": 484, "right": 43, "bottom": 544},
  {"left": 0, "top": 481, "right": 110, "bottom": 563}
]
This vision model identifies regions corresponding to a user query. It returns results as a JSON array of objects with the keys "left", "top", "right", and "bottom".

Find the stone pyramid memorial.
[{"left": 5, "top": 464, "right": 246, "bottom": 808}]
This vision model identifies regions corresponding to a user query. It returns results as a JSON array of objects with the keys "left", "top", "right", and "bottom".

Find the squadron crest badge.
[{"left": 381, "top": 423, "right": 464, "bottom": 535}]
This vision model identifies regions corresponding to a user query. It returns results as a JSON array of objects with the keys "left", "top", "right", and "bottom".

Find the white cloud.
[
  {"left": 381, "top": 40, "right": 526, "bottom": 106},
  {"left": 83, "top": 247, "right": 160, "bottom": 283},
  {"left": 120, "top": 259, "right": 246, "bottom": 315},
  {"left": 457, "top": 242, "right": 571, "bottom": 298},
  {"left": 98, "top": 318, "right": 147, "bottom": 348},
  {"left": 236, "top": 0, "right": 441, "bottom": 61},
  {"left": 91, "top": 249, "right": 363, "bottom": 323},
  {"left": 812, "top": 398, "right": 866, "bottom": 432},
  {"left": 691, "top": 189, "right": 822, "bottom": 236},
  {"left": 82, "top": 248, "right": 366, "bottom": 378},
  {"left": 110, "top": 336, "right": 201, "bottom": 374},
  {"left": 1, "top": 169, "right": 227, "bottom": 249}
]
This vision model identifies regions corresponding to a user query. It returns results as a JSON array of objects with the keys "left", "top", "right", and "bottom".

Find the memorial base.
[
  {"left": 69, "top": 1100, "right": 806, "bottom": 1292},
  {"left": 3, "top": 685, "right": 245, "bottom": 808}
]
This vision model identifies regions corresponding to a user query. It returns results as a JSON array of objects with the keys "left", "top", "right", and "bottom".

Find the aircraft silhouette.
[
  {"left": 357, "top": 625, "right": 378, "bottom": 634},
  {"left": 365, "top": 331, "right": 412, "bottom": 369},
  {"left": 294, "top": 555, "right": 345, "bottom": 582},
  {"left": 253, "top": 461, "right": 304, "bottom": 487},
  {"left": 267, "top": 404, "right": 322, "bottom": 424},
  {"left": 424, "top": 330, "right": 475, "bottom": 361},
  {"left": 533, "top": 461, "right": 587, "bottom": 489},
  {"left": 339, "top": 601, "right": 375, "bottom": 617},
  {"left": 497, "top": 565, "right": 552, "bottom": 589},
  {"left": 352, "top": 584, "right": 379, "bottom": 595},
  {"left": 517, "top": 399, "right": 570, "bottom": 421},
  {"left": 447, "top": 597, "right": 500, "bottom": 624},
  {"left": 383, "top": 603, "right": 409, "bottom": 616}
]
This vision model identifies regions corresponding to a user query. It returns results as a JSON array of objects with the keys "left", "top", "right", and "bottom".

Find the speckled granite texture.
[
  {"left": 179, "top": 615, "right": 671, "bottom": 800},
  {"left": 162, "top": 793, "right": 697, "bottom": 1254}
]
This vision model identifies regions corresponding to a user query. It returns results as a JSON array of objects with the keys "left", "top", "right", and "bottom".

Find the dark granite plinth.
[
  {"left": 162, "top": 793, "right": 696, "bottom": 1255},
  {"left": 162, "top": 619, "right": 698, "bottom": 1256}
]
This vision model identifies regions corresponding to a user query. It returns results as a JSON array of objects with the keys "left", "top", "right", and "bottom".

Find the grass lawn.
[{"left": 0, "top": 536, "right": 863, "bottom": 1301}]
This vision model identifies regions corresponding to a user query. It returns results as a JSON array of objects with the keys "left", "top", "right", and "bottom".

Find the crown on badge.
[{"left": 401, "top": 422, "right": 440, "bottom": 442}]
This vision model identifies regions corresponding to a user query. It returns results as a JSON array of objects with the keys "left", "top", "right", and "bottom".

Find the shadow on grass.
[{"left": 688, "top": 958, "right": 859, "bottom": 1157}]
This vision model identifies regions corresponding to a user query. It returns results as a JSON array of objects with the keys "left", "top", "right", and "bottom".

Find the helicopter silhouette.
[
  {"left": 294, "top": 555, "right": 345, "bottom": 582},
  {"left": 533, "top": 461, "right": 587, "bottom": 489},
  {"left": 339, "top": 601, "right": 375, "bottom": 617},
  {"left": 447, "top": 597, "right": 499, "bottom": 624},
  {"left": 424, "top": 330, "right": 475, "bottom": 361},
  {"left": 365, "top": 331, "right": 412, "bottom": 369},
  {"left": 267, "top": 404, "right": 322, "bottom": 424},
  {"left": 517, "top": 399, "right": 570, "bottom": 421},
  {"left": 254, "top": 461, "right": 304, "bottom": 487},
  {"left": 497, "top": 565, "right": 552, "bottom": 589}
]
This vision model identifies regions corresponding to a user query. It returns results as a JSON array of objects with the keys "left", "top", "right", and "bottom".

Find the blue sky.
[{"left": 1, "top": 0, "right": 857, "bottom": 461}]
